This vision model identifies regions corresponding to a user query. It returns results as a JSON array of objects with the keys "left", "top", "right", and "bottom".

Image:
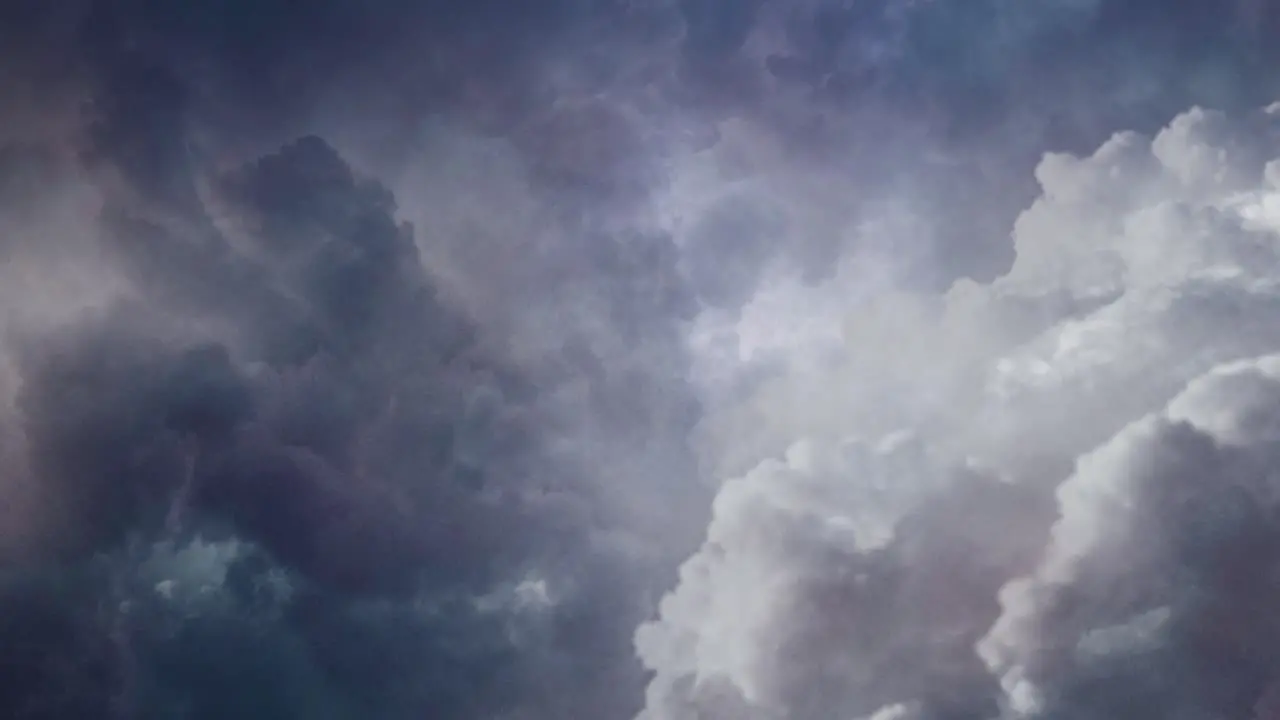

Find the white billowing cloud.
[
  {"left": 634, "top": 433, "right": 965, "bottom": 718},
  {"left": 980, "top": 354, "right": 1280, "bottom": 718},
  {"left": 637, "top": 101, "right": 1280, "bottom": 719}
]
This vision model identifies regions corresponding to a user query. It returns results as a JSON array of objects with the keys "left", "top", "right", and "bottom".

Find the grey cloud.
[
  {"left": 8, "top": 2, "right": 1280, "bottom": 720},
  {"left": 0, "top": 49, "right": 700, "bottom": 717}
]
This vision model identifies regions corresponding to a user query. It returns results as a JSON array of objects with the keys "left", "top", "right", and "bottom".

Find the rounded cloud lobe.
[
  {"left": 637, "top": 103, "right": 1280, "bottom": 720},
  {"left": 5, "top": 2, "right": 1280, "bottom": 720}
]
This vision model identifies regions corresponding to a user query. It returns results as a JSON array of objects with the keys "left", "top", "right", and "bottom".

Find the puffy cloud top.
[
  {"left": 637, "top": 101, "right": 1280, "bottom": 720},
  {"left": 6, "top": 2, "right": 1280, "bottom": 719}
]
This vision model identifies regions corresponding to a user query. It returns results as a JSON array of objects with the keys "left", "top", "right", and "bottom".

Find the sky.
[{"left": 4, "top": 1, "right": 1280, "bottom": 719}]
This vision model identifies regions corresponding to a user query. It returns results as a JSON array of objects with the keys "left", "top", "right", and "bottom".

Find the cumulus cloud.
[
  {"left": 8, "top": 2, "right": 1280, "bottom": 720},
  {"left": 637, "top": 101, "right": 1280, "bottom": 720},
  {"left": 980, "top": 355, "right": 1280, "bottom": 719}
]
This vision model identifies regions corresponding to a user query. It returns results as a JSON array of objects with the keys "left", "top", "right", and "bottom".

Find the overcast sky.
[{"left": 4, "top": 2, "right": 1280, "bottom": 720}]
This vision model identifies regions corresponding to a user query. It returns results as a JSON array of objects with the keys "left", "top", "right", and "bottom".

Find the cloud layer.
[{"left": 5, "top": 2, "right": 1280, "bottom": 719}]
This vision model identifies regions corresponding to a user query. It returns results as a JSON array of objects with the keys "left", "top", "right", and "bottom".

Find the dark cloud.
[
  {"left": 6, "top": 1, "right": 1280, "bottom": 720},
  {"left": 0, "top": 35, "right": 699, "bottom": 716}
]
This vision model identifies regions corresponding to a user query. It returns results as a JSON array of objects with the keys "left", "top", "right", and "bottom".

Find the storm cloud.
[{"left": 5, "top": 1, "right": 1280, "bottom": 720}]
